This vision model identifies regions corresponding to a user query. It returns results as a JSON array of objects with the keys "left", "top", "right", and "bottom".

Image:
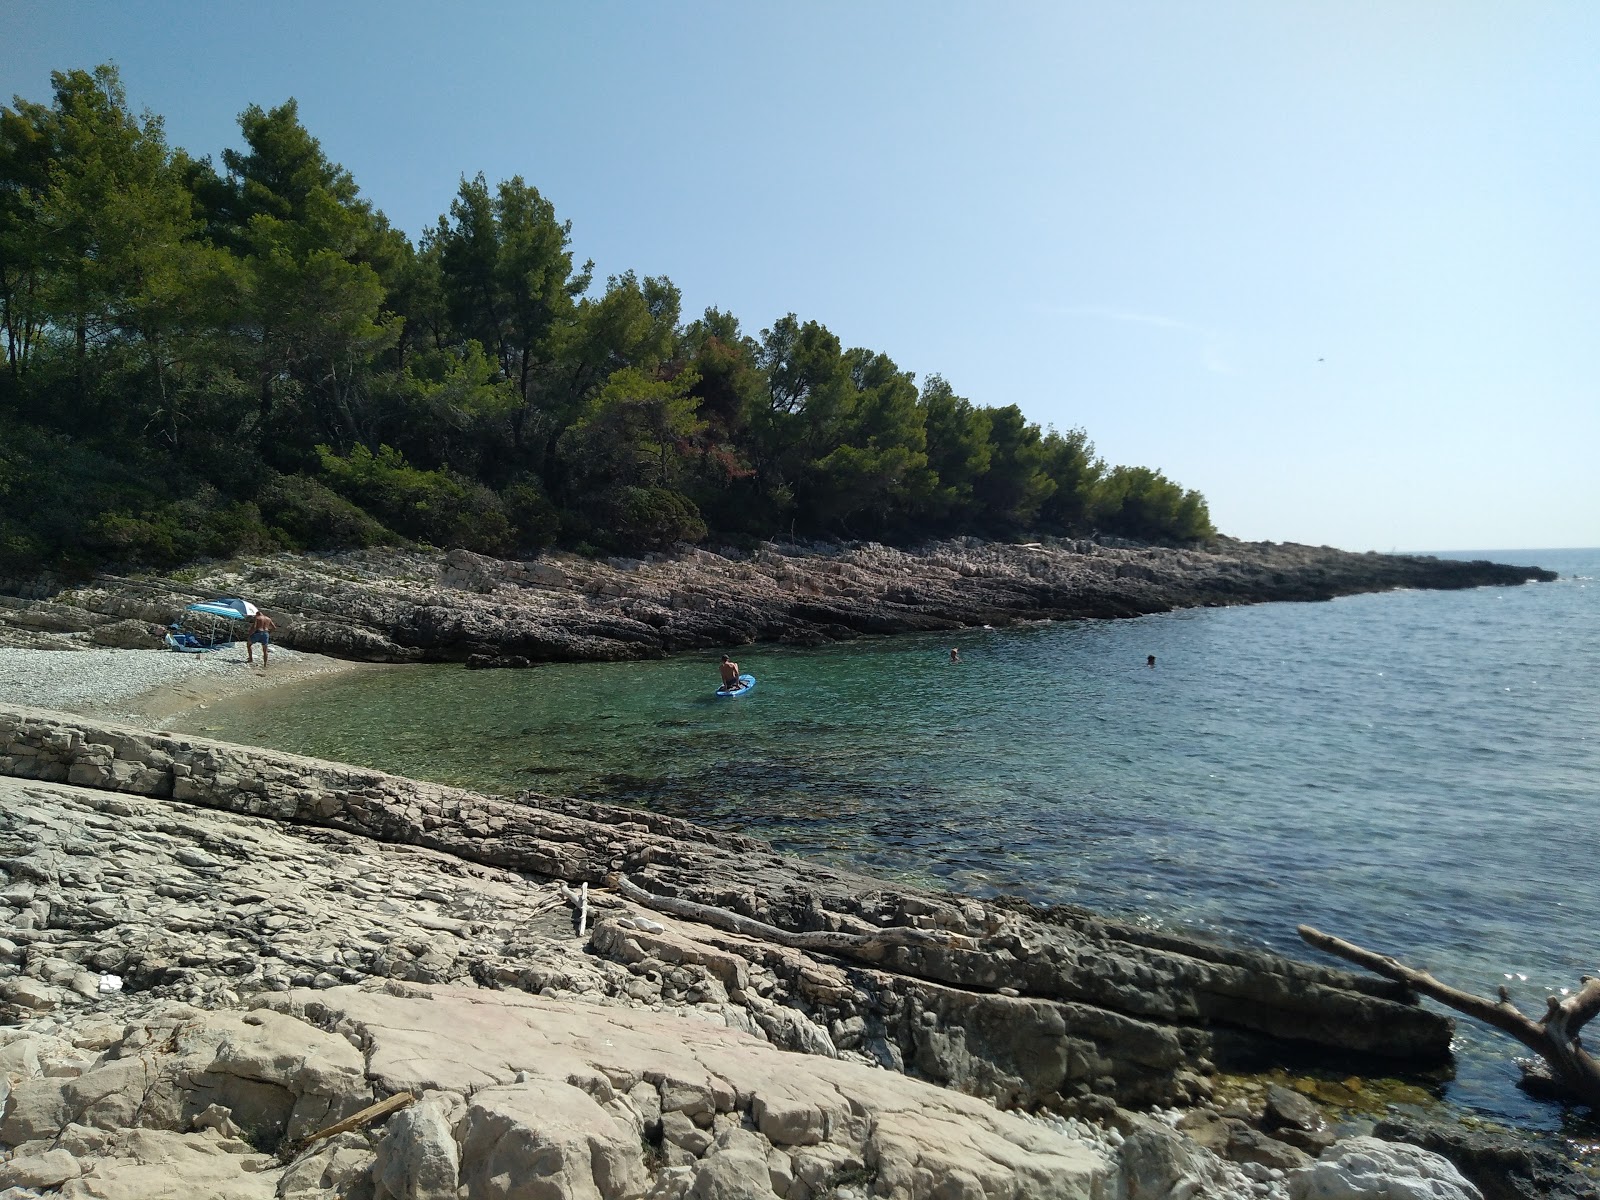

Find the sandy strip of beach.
[{"left": 0, "top": 644, "right": 374, "bottom": 728}]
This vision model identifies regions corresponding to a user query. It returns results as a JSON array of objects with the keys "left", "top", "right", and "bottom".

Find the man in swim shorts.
[
  {"left": 718, "top": 654, "right": 741, "bottom": 691},
  {"left": 246, "top": 611, "right": 277, "bottom": 667}
]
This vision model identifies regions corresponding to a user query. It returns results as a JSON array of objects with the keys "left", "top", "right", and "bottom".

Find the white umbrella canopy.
[{"left": 216, "top": 598, "right": 259, "bottom": 618}]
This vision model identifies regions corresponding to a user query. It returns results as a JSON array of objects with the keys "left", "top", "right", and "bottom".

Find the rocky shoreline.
[
  {"left": 0, "top": 537, "right": 1558, "bottom": 667},
  {"left": 0, "top": 542, "right": 1581, "bottom": 1197},
  {"left": 1, "top": 705, "right": 1590, "bottom": 1199}
]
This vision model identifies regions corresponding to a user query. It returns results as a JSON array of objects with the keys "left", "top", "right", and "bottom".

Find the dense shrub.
[
  {"left": 0, "top": 429, "right": 280, "bottom": 572},
  {"left": 316, "top": 445, "right": 513, "bottom": 555},
  {"left": 501, "top": 479, "right": 562, "bottom": 552},
  {"left": 80, "top": 510, "right": 189, "bottom": 566},
  {"left": 0, "top": 518, "right": 47, "bottom": 576},
  {"left": 599, "top": 486, "right": 707, "bottom": 551},
  {"left": 77, "top": 490, "right": 279, "bottom": 570},
  {"left": 258, "top": 475, "right": 396, "bottom": 551}
]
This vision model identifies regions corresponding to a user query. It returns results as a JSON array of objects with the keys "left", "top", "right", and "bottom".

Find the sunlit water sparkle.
[{"left": 181, "top": 548, "right": 1599, "bottom": 1134}]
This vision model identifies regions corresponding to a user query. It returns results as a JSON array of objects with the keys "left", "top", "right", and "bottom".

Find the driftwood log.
[
  {"left": 611, "top": 873, "right": 982, "bottom": 956},
  {"left": 278, "top": 1091, "right": 416, "bottom": 1163},
  {"left": 1300, "top": 925, "right": 1600, "bottom": 1108}
]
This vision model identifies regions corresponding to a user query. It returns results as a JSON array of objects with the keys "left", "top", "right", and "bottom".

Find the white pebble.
[{"left": 0, "top": 646, "right": 301, "bottom": 712}]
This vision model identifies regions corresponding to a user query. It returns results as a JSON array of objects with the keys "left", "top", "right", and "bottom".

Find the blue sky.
[{"left": 5, "top": 2, "right": 1596, "bottom": 552}]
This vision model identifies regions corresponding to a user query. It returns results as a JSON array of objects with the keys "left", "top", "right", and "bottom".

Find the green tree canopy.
[
  {"left": 429, "top": 173, "right": 590, "bottom": 456},
  {"left": 1090, "top": 465, "right": 1214, "bottom": 542},
  {"left": 973, "top": 404, "right": 1055, "bottom": 534},
  {"left": 0, "top": 63, "right": 1216, "bottom": 574}
]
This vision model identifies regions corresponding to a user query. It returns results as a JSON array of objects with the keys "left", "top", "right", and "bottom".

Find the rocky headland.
[
  {"left": 0, "top": 704, "right": 1589, "bottom": 1200},
  {"left": 0, "top": 537, "right": 1557, "bottom": 666}
]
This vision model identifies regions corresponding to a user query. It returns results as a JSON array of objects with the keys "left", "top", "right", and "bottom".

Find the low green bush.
[
  {"left": 316, "top": 445, "right": 513, "bottom": 555},
  {"left": 501, "top": 479, "right": 562, "bottom": 552},
  {"left": 258, "top": 474, "right": 396, "bottom": 551},
  {"left": 81, "top": 489, "right": 281, "bottom": 569},
  {"left": 602, "top": 486, "right": 707, "bottom": 551}
]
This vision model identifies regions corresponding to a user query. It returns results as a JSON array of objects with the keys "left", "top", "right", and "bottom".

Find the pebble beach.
[{"left": 0, "top": 645, "right": 370, "bottom": 727}]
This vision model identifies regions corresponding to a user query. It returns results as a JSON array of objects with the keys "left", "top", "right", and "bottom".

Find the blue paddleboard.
[{"left": 715, "top": 673, "right": 755, "bottom": 699}]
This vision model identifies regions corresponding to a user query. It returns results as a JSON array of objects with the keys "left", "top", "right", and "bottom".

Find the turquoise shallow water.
[{"left": 182, "top": 548, "right": 1599, "bottom": 1132}]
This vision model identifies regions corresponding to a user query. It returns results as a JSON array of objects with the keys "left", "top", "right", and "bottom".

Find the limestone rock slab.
[
  {"left": 43, "top": 1128, "right": 277, "bottom": 1199},
  {"left": 1289, "top": 1136, "right": 1484, "bottom": 1200},
  {"left": 269, "top": 983, "right": 1112, "bottom": 1200}
]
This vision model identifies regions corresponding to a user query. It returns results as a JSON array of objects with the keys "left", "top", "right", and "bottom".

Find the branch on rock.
[
  {"left": 560, "top": 879, "right": 624, "bottom": 935},
  {"left": 281, "top": 1091, "right": 415, "bottom": 1162},
  {"left": 611, "top": 873, "right": 980, "bottom": 957},
  {"left": 1299, "top": 925, "right": 1600, "bottom": 1108}
]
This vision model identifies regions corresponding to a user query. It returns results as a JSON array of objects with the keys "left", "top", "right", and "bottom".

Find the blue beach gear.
[
  {"left": 164, "top": 598, "right": 257, "bottom": 653},
  {"left": 714, "top": 673, "right": 755, "bottom": 699}
]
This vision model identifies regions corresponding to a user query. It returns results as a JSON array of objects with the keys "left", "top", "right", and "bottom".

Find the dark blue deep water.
[{"left": 186, "top": 548, "right": 1599, "bottom": 1131}]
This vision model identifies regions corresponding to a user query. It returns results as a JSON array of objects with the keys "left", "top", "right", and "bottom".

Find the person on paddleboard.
[{"left": 718, "top": 654, "right": 741, "bottom": 692}]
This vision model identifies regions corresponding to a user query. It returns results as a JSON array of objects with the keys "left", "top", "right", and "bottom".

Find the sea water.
[{"left": 182, "top": 548, "right": 1599, "bottom": 1131}]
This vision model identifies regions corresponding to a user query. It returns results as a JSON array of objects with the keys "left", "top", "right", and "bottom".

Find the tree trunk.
[
  {"left": 1299, "top": 925, "right": 1600, "bottom": 1108},
  {"left": 75, "top": 317, "right": 88, "bottom": 395}
]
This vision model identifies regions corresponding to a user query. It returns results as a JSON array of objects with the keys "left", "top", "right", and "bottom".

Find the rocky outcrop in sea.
[
  {"left": 2, "top": 704, "right": 1589, "bottom": 1199},
  {"left": 0, "top": 537, "right": 1557, "bottom": 664}
]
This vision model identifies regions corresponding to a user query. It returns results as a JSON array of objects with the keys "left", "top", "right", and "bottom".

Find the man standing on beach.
[{"left": 246, "top": 611, "right": 276, "bottom": 667}]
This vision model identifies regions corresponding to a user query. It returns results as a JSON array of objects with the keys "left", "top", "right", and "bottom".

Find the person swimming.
[{"left": 950, "top": 647, "right": 961, "bottom": 663}]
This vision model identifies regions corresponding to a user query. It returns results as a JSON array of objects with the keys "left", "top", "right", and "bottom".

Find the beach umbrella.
[{"left": 218, "top": 598, "right": 259, "bottom": 618}]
